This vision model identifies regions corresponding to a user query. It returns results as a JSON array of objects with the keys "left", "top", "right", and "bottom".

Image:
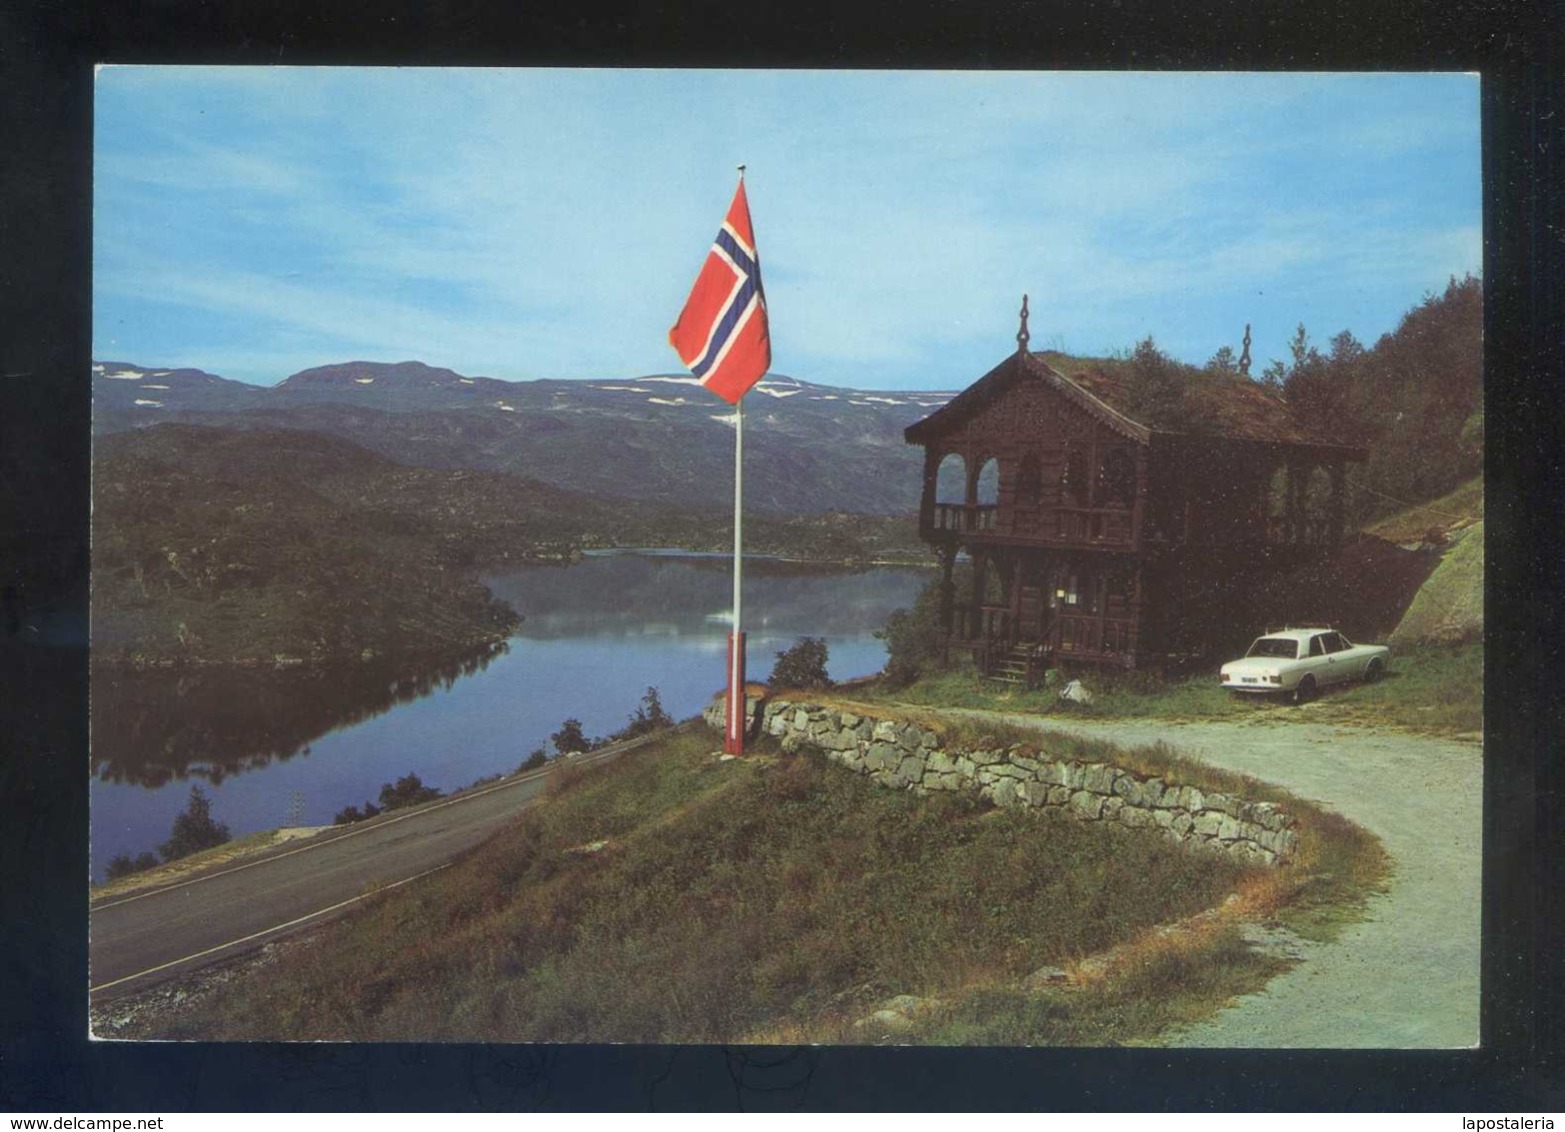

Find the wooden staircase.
[{"left": 986, "top": 641, "right": 1049, "bottom": 688}]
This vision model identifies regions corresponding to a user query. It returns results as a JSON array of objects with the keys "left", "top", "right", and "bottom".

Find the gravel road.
[{"left": 967, "top": 711, "right": 1482, "bottom": 1048}]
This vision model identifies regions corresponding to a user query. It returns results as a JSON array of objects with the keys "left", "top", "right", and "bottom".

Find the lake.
[{"left": 89, "top": 552, "right": 931, "bottom": 881}]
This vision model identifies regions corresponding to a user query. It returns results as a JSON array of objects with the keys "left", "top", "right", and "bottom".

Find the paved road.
[
  {"left": 89, "top": 736, "right": 655, "bottom": 1002},
  {"left": 957, "top": 711, "right": 1483, "bottom": 1048}
]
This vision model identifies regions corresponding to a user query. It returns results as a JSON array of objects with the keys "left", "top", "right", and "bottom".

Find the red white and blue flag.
[{"left": 669, "top": 179, "right": 771, "bottom": 404}]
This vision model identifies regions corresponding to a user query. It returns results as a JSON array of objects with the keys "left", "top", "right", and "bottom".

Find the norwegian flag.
[{"left": 669, "top": 178, "right": 771, "bottom": 403}]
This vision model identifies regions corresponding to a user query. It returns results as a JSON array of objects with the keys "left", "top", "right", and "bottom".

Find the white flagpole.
[
  {"left": 734, "top": 394, "right": 743, "bottom": 645},
  {"left": 727, "top": 395, "right": 746, "bottom": 754}
]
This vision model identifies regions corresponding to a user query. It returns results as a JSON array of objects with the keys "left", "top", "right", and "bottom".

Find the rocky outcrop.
[{"left": 705, "top": 696, "right": 1298, "bottom": 867}]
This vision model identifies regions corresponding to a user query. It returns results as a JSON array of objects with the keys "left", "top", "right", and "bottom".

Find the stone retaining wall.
[{"left": 705, "top": 695, "right": 1297, "bottom": 866}]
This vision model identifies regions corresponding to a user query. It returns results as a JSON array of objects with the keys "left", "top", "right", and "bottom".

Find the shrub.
[
  {"left": 158, "top": 785, "right": 232, "bottom": 862},
  {"left": 876, "top": 569, "right": 976, "bottom": 687},
  {"left": 377, "top": 773, "right": 443, "bottom": 812},
  {"left": 333, "top": 802, "right": 382, "bottom": 825},
  {"left": 518, "top": 749, "right": 549, "bottom": 773},
  {"left": 769, "top": 637, "right": 831, "bottom": 691},
  {"left": 105, "top": 850, "right": 160, "bottom": 880}
]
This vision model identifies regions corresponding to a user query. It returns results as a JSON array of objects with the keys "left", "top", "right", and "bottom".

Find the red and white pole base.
[{"left": 725, "top": 630, "right": 747, "bottom": 755}]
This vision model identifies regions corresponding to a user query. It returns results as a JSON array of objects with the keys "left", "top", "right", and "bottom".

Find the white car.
[{"left": 1219, "top": 628, "right": 1390, "bottom": 704}]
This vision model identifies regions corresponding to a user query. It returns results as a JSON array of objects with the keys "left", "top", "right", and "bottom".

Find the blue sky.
[{"left": 93, "top": 68, "right": 1481, "bottom": 392}]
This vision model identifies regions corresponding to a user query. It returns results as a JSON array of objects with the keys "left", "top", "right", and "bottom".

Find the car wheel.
[
  {"left": 1364, "top": 658, "right": 1384, "bottom": 684},
  {"left": 1293, "top": 675, "right": 1317, "bottom": 705}
]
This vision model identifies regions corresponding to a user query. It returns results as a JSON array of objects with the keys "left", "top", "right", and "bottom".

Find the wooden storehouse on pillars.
[{"left": 904, "top": 298, "right": 1367, "bottom": 683}]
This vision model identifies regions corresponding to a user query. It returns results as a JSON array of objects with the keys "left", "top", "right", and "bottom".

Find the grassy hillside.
[
  {"left": 1390, "top": 522, "right": 1484, "bottom": 647},
  {"left": 137, "top": 725, "right": 1383, "bottom": 1045},
  {"left": 1365, "top": 475, "right": 1483, "bottom": 543},
  {"left": 91, "top": 424, "right": 927, "bottom": 666}
]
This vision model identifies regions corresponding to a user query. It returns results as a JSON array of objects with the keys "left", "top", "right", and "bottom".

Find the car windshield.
[{"left": 1246, "top": 638, "right": 1298, "bottom": 659}]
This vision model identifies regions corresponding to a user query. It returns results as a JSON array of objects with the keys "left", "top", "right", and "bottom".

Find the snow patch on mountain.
[
  {"left": 104, "top": 371, "right": 145, "bottom": 380},
  {"left": 134, "top": 399, "right": 163, "bottom": 407},
  {"left": 647, "top": 397, "right": 689, "bottom": 406},
  {"left": 355, "top": 378, "right": 375, "bottom": 385},
  {"left": 641, "top": 376, "right": 703, "bottom": 387},
  {"left": 592, "top": 385, "right": 653, "bottom": 393}
]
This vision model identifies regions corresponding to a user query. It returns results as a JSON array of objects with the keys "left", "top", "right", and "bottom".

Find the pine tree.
[{"left": 158, "top": 785, "right": 231, "bottom": 862}]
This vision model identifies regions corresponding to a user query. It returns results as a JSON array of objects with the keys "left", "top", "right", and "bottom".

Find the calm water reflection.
[{"left": 89, "top": 553, "right": 930, "bottom": 880}]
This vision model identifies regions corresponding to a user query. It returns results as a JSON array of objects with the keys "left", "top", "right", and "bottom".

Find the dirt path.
[{"left": 956, "top": 710, "right": 1482, "bottom": 1048}]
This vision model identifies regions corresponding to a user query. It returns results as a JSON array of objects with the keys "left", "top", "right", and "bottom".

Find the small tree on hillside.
[
  {"left": 770, "top": 637, "right": 832, "bottom": 690},
  {"left": 1124, "top": 337, "right": 1204, "bottom": 432},
  {"left": 550, "top": 718, "right": 591, "bottom": 756},
  {"left": 615, "top": 686, "right": 674, "bottom": 741},
  {"left": 1205, "top": 344, "right": 1238, "bottom": 373},
  {"left": 158, "top": 785, "right": 231, "bottom": 862}
]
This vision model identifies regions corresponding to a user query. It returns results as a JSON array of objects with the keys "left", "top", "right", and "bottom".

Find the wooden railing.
[
  {"left": 930, "top": 503, "right": 999, "bottom": 533},
  {"left": 1265, "top": 516, "right": 1333, "bottom": 545},
  {"left": 930, "top": 502, "right": 1133, "bottom": 545},
  {"left": 1053, "top": 506, "right": 1134, "bottom": 545},
  {"left": 1054, "top": 613, "right": 1134, "bottom": 657}
]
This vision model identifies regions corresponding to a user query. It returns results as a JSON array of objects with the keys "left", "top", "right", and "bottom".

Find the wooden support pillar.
[
  {"left": 1009, "top": 554, "right": 1025, "bottom": 648},
  {"left": 938, "top": 544, "right": 956, "bottom": 635},
  {"left": 1132, "top": 446, "right": 1149, "bottom": 547},
  {"left": 1127, "top": 566, "right": 1144, "bottom": 667},
  {"left": 1286, "top": 461, "right": 1303, "bottom": 544},
  {"left": 1329, "top": 459, "right": 1346, "bottom": 546},
  {"left": 921, "top": 448, "right": 941, "bottom": 529},
  {"left": 1095, "top": 570, "right": 1109, "bottom": 655},
  {"left": 969, "top": 548, "right": 988, "bottom": 643}
]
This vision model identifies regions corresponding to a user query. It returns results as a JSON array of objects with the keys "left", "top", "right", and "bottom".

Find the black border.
[{"left": 3, "top": 0, "right": 1560, "bottom": 1112}]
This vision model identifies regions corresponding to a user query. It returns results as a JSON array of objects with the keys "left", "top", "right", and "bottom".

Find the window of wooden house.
[
  {"left": 935, "top": 453, "right": 966, "bottom": 504},
  {"left": 1016, "top": 454, "right": 1043, "bottom": 507},
  {"left": 1052, "top": 568, "right": 1096, "bottom": 613},
  {"left": 1060, "top": 450, "right": 1089, "bottom": 506},
  {"left": 975, "top": 457, "right": 1000, "bottom": 506},
  {"left": 1106, "top": 570, "right": 1134, "bottom": 614},
  {"left": 1099, "top": 448, "right": 1136, "bottom": 509},
  {"left": 1303, "top": 465, "right": 1335, "bottom": 539}
]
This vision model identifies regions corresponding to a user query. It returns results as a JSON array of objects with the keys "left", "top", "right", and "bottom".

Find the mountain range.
[{"left": 92, "top": 360, "right": 956, "bottom": 514}]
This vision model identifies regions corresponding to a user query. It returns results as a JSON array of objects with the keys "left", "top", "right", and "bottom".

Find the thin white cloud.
[{"left": 93, "top": 69, "right": 1482, "bottom": 388}]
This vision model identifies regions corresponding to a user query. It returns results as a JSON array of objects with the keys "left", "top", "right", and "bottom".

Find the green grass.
[
  {"left": 864, "top": 640, "right": 1482, "bottom": 736},
  {"left": 150, "top": 726, "right": 1366, "bottom": 1045},
  {"left": 1366, "top": 474, "right": 1483, "bottom": 543}
]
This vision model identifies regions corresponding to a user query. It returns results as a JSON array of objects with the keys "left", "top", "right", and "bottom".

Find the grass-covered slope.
[
  {"left": 1365, "top": 475, "right": 1483, "bottom": 544},
  {"left": 144, "top": 723, "right": 1383, "bottom": 1045},
  {"left": 1390, "top": 522, "right": 1483, "bottom": 647}
]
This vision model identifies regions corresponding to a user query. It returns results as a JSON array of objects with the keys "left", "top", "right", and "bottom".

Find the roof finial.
[
  {"left": 737, "top": 163, "right": 746, "bottom": 180},
  {"left": 1017, "top": 294, "right": 1031, "bottom": 354},
  {"left": 1238, "top": 323, "right": 1252, "bottom": 377}
]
